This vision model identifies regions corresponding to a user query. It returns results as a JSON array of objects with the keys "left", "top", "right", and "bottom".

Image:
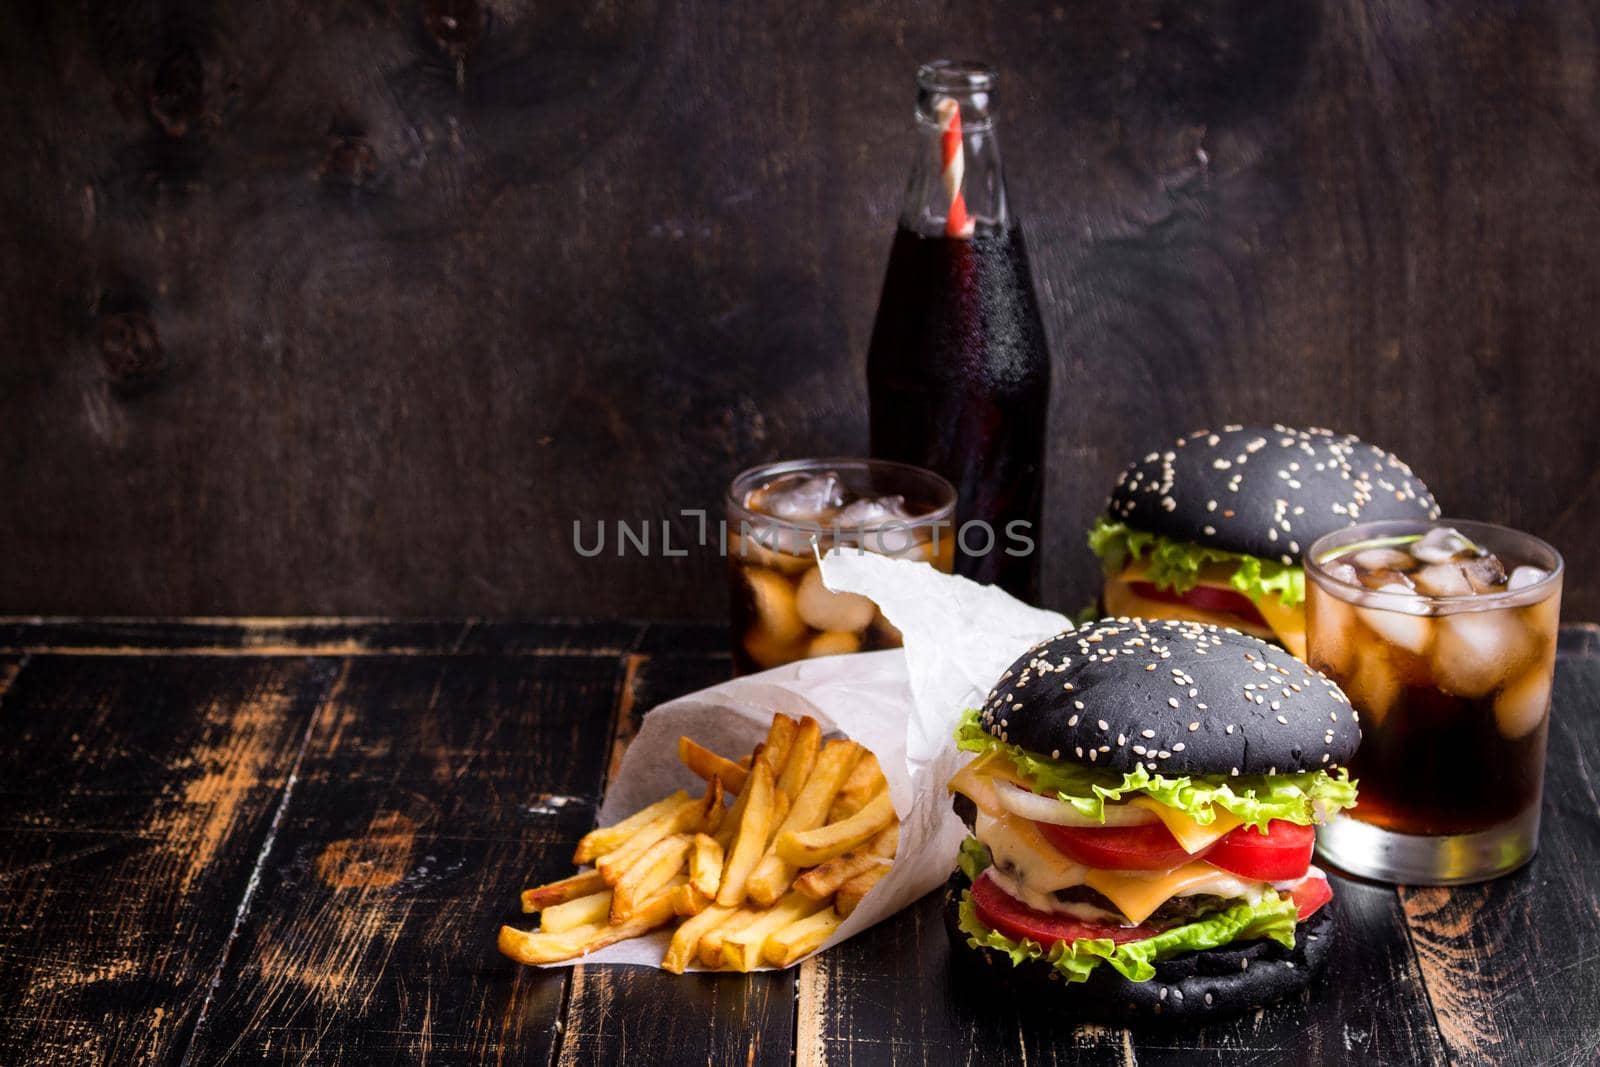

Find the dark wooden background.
[{"left": 3, "top": 1, "right": 1597, "bottom": 621}]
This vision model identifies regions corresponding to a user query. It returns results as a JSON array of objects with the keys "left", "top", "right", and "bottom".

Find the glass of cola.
[
  {"left": 1306, "top": 519, "right": 1563, "bottom": 884},
  {"left": 725, "top": 458, "right": 956, "bottom": 674}
]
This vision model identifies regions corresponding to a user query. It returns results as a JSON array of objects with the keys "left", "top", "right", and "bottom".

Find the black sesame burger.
[
  {"left": 945, "top": 619, "right": 1360, "bottom": 1022},
  {"left": 1088, "top": 425, "right": 1438, "bottom": 659}
]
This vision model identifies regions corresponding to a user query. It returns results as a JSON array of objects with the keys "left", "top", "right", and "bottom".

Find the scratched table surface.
[{"left": 0, "top": 618, "right": 1597, "bottom": 1066}]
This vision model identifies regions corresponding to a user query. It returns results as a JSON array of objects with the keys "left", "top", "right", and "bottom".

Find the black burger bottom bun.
[{"left": 941, "top": 872, "right": 1335, "bottom": 1024}]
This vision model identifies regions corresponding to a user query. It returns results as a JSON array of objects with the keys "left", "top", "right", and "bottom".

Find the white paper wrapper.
[{"left": 541, "top": 549, "right": 1070, "bottom": 970}]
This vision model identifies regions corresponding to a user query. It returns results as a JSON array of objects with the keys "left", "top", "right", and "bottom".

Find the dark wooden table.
[{"left": 1, "top": 618, "right": 1596, "bottom": 1066}]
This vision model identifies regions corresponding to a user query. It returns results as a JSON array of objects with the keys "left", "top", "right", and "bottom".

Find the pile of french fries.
[{"left": 498, "top": 713, "right": 898, "bottom": 973}]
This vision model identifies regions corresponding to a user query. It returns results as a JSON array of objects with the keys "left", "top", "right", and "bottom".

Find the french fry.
[
  {"left": 715, "top": 743, "right": 765, "bottom": 850},
  {"left": 716, "top": 758, "right": 781, "bottom": 851},
  {"left": 679, "top": 736, "right": 748, "bottom": 795},
  {"left": 760, "top": 715, "right": 798, "bottom": 775},
  {"left": 611, "top": 834, "right": 692, "bottom": 923},
  {"left": 829, "top": 753, "right": 886, "bottom": 821},
  {"left": 672, "top": 881, "right": 711, "bottom": 917},
  {"left": 721, "top": 892, "right": 824, "bottom": 971},
  {"left": 598, "top": 786, "right": 719, "bottom": 885},
  {"left": 794, "top": 853, "right": 889, "bottom": 902},
  {"left": 762, "top": 907, "right": 844, "bottom": 967},
  {"left": 790, "top": 818, "right": 896, "bottom": 902},
  {"left": 776, "top": 789, "right": 895, "bottom": 867},
  {"left": 596, "top": 804, "right": 691, "bottom": 885},
  {"left": 746, "top": 740, "right": 863, "bottom": 905},
  {"left": 835, "top": 864, "right": 889, "bottom": 917},
  {"left": 775, "top": 716, "right": 821, "bottom": 803},
  {"left": 689, "top": 833, "right": 725, "bottom": 898},
  {"left": 698, "top": 778, "right": 726, "bottom": 836},
  {"left": 540, "top": 889, "right": 613, "bottom": 933},
  {"left": 770, "top": 790, "right": 790, "bottom": 835},
  {"left": 715, "top": 761, "right": 775, "bottom": 907},
  {"left": 698, "top": 908, "right": 762, "bottom": 968},
  {"left": 498, "top": 879, "right": 678, "bottom": 965},
  {"left": 521, "top": 869, "right": 607, "bottom": 913},
  {"left": 867, "top": 822, "right": 899, "bottom": 859},
  {"left": 662, "top": 903, "right": 740, "bottom": 973},
  {"left": 573, "top": 790, "right": 689, "bottom": 864},
  {"left": 504, "top": 712, "right": 898, "bottom": 977}
]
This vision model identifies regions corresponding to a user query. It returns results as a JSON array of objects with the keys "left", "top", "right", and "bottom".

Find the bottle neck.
[{"left": 900, "top": 61, "right": 1009, "bottom": 238}]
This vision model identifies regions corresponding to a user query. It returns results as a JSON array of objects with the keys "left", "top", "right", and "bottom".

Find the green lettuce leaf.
[
  {"left": 1071, "top": 601, "right": 1102, "bottom": 626},
  {"left": 956, "top": 709, "right": 1357, "bottom": 831},
  {"left": 1087, "top": 517, "right": 1305, "bottom": 608},
  {"left": 958, "top": 836, "right": 994, "bottom": 882},
  {"left": 956, "top": 885, "right": 1301, "bottom": 983}
]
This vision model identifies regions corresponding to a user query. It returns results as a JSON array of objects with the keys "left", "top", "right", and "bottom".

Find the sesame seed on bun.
[
  {"left": 977, "top": 618, "right": 1360, "bottom": 777},
  {"left": 947, "top": 617, "right": 1358, "bottom": 1023},
  {"left": 1106, "top": 425, "right": 1439, "bottom": 566}
]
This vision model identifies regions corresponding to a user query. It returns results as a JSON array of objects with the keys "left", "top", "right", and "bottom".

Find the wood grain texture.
[
  {"left": 0, "top": 654, "right": 21, "bottom": 700},
  {"left": 0, "top": 654, "right": 338, "bottom": 1065},
  {"left": 1132, "top": 875, "right": 1446, "bottom": 1066},
  {"left": 1399, "top": 627, "right": 1600, "bottom": 1067},
  {"left": 0, "top": 617, "right": 643, "bottom": 656},
  {"left": 554, "top": 647, "right": 794, "bottom": 1067},
  {"left": 797, "top": 889, "right": 1134, "bottom": 1067},
  {"left": 4, "top": 620, "right": 1599, "bottom": 1065},
  {"left": 182, "top": 652, "right": 628, "bottom": 1064},
  {"left": 797, "top": 875, "right": 1445, "bottom": 1066},
  {"left": 0, "top": 2, "right": 1595, "bottom": 622}
]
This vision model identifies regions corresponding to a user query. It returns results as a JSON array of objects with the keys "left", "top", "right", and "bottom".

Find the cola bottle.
[{"left": 867, "top": 60, "right": 1051, "bottom": 602}]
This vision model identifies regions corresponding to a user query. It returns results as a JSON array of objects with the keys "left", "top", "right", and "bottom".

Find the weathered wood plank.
[
  {"left": 1400, "top": 629, "right": 1600, "bottom": 1066},
  {"left": 554, "top": 648, "right": 794, "bottom": 1067},
  {"left": 0, "top": 654, "right": 22, "bottom": 701},
  {"left": 0, "top": 654, "right": 337, "bottom": 1065},
  {"left": 797, "top": 886, "right": 1131, "bottom": 1067},
  {"left": 558, "top": 965, "right": 794, "bottom": 1067},
  {"left": 183, "top": 653, "right": 627, "bottom": 1064},
  {"left": 800, "top": 865, "right": 1444, "bottom": 1067},
  {"left": 1131, "top": 874, "right": 1446, "bottom": 1066},
  {"left": 5, "top": 626, "right": 1599, "bottom": 1065},
  {"left": 635, "top": 620, "right": 732, "bottom": 658},
  {"left": 0, "top": 618, "right": 643, "bottom": 657}
]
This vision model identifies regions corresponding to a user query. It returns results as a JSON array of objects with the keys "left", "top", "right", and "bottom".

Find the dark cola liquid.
[
  {"left": 1346, "top": 688, "right": 1546, "bottom": 836},
  {"left": 1308, "top": 595, "right": 1552, "bottom": 836},
  {"left": 866, "top": 226, "right": 1050, "bottom": 602}
]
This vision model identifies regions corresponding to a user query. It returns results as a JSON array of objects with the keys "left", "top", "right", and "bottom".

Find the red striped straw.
[{"left": 936, "top": 98, "right": 974, "bottom": 238}]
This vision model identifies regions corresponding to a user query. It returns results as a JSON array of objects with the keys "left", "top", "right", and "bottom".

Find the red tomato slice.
[
  {"left": 1034, "top": 819, "right": 1204, "bottom": 871},
  {"left": 1204, "top": 820, "right": 1315, "bottom": 882},
  {"left": 971, "top": 872, "right": 1156, "bottom": 946},
  {"left": 1286, "top": 873, "right": 1333, "bottom": 921},
  {"left": 1128, "top": 581, "right": 1268, "bottom": 627}
]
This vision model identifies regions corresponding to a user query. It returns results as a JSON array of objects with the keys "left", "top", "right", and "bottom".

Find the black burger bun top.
[
  {"left": 978, "top": 619, "right": 1359, "bottom": 776},
  {"left": 1105, "top": 424, "right": 1439, "bottom": 565},
  {"left": 942, "top": 870, "right": 1335, "bottom": 1023}
]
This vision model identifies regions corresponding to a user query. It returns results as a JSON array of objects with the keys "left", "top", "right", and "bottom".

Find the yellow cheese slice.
[
  {"left": 949, "top": 751, "right": 1034, "bottom": 819},
  {"left": 974, "top": 812, "right": 1089, "bottom": 894},
  {"left": 1130, "top": 797, "right": 1242, "bottom": 854},
  {"left": 1104, "top": 576, "right": 1277, "bottom": 640},
  {"left": 1120, "top": 557, "right": 1240, "bottom": 587},
  {"left": 1084, "top": 862, "right": 1239, "bottom": 925},
  {"left": 1108, "top": 563, "right": 1309, "bottom": 658},
  {"left": 948, "top": 757, "right": 1006, "bottom": 819},
  {"left": 1249, "top": 592, "right": 1307, "bottom": 660}
]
